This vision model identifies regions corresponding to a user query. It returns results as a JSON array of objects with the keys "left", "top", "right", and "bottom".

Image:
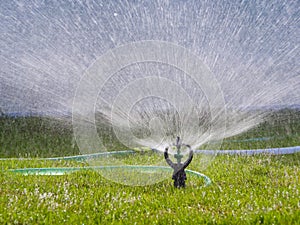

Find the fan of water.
[{"left": 1, "top": 0, "right": 299, "bottom": 185}]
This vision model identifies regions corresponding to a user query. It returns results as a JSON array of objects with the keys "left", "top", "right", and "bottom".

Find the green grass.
[
  {"left": 0, "top": 109, "right": 299, "bottom": 224},
  {"left": 222, "top": 109, "right": 300, "bottom": 149},
  {"left": 0, "top": 153, "right": 299, "bottom": 224},
  {"left": 0, "top": 116, "right": 79, "bottom": 158},
  {"left": 198, "top": 109, "right": 300, "bottom": 150},
  {"left": 1, "top": 109, "right": 300, "bottom": 158}
]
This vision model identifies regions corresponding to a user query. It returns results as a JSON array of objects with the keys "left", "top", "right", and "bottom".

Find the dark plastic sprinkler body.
[{"left": 164, "top": 137, "right": 193, "bottom": 188}]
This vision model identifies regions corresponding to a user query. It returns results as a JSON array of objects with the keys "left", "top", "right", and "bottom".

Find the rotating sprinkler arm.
[
  {"left": 164, "top": 147, "right": 175, "bottom": 168},
  {"left": 165, "top": 137, "right": 193, "bottom": 165},
  {"left": 182, "top": 146, "right": 193, "bottom": 169}
]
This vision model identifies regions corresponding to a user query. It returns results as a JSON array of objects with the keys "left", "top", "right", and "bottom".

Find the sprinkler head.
[{"left": 164, "top": 137, "right": 194, "bottom": 188}]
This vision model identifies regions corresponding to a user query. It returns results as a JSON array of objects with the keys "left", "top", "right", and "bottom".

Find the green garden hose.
[
  {"left": 5, "top": 146, "right": 300, "bottom": 187},
  {"left": 9, "top": 165, "right": 212, "bottom": 187}
]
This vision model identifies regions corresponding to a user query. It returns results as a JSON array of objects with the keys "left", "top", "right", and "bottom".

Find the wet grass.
[
  {"left": 0, "top": 116, "right": 79, "bottom": 158},
  {"left": 0, "top": 109, "right": 299, "bottom": 224},
  {"left": 1, "top": 109, "right": 299, "bottom": 158},
  {"left": 219, "top": 109, "right": 300, "bottom": 150},
  {"left": 0, "top": 153, "right": 299, "bottom": 224}
]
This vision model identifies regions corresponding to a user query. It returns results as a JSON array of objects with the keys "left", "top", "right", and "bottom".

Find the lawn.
[
  {"left": 0, "top": 109, "right": 299, "bottom": 224},
  {"left": 0, "top": 153, "right": 299, "bottom": 224}
]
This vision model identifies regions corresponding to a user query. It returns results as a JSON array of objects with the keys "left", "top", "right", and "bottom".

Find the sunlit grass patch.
[{"left": 1, "top": 153, "right": 299, "bottom": 224}]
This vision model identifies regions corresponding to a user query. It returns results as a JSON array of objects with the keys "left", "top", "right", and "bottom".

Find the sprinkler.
[{"left": 164, "top": 136, "right": 193, "bottom": 188}]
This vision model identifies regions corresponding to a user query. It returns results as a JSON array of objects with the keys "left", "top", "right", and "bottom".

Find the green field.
[
  {"left": 1, "top": 153, "right": 299, "bottom": 224},
  {"left": 1, "top": 109, "right": 299, "bottom": 158},
  {"left": 0, "top": 109, "right": 299, "bottom": 224}
]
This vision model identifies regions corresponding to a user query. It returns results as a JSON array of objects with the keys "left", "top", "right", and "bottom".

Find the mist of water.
[
  {"left": 1, "top": 0, "right": 298, "bottom": 112},
  {"left": 1, "top": 1, "right": 299, "bottom": 183}
]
